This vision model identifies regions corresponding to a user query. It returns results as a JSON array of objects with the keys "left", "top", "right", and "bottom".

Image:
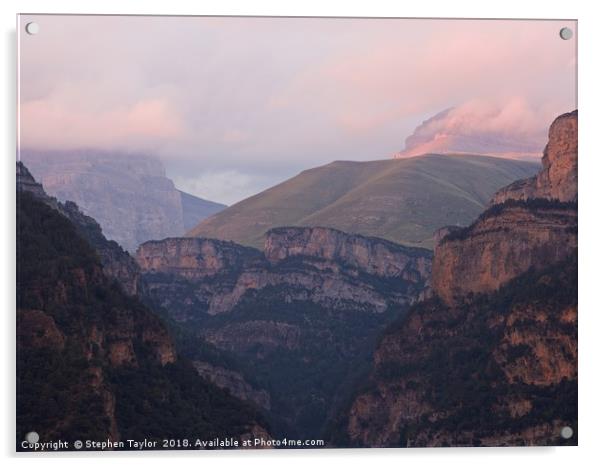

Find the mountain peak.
[{"left": 491, "top": 110, "right": 577, "bottom": 204}]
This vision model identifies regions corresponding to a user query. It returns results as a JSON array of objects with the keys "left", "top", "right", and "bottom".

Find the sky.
[{"left": 18, "top": 15, "right": 577, "bottom": 204}]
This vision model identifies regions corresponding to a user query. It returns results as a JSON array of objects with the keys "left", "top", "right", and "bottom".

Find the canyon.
[{"left": 136, "top": 227, "right": 432, "bottom": 437}]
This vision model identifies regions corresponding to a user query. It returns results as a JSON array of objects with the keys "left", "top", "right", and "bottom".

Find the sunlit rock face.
[
  {"left": 434, "top": 110, "right": 578, "bottom": 305},
  {"left": 492, "top": 111, "right": 577, "bottom": 204}
]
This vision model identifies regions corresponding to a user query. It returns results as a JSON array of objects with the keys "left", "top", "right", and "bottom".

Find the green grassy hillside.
[{"left": 188, "top": 154, "right": 539, "bottom": 249}]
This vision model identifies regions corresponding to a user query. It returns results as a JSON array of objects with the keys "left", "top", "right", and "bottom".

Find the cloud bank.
[
  {"left": 397, "top": 98, "right": 560, "bottom": 158},
  {"left": 18, "top": 16, "right": 576, "bottom": 203}
]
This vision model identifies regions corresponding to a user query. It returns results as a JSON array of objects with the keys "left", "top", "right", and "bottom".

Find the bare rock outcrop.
[
  {"left": 432, "top": 202, "right": 576, "bottom": 305},
  {"left": 17, "top": 162, "right": 269, "bottom": 449},
  {"left": 433, "top": 110, "right": 578, "bottom": 305},
  {"left": 137, "top": 227, "right": 432, "bottom": 317},
  {"left": 491, "top": 110, "right": 577, "bottom": 204},
  {"left": 137, "top": 237, "right": 263, "bottom": 280},
  {"left": 265, "top": 227, "right": 431, "bottom": 281}
]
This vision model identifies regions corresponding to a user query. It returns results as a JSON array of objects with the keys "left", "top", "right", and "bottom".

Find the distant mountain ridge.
[
  {"left": 188, "top": 154, "right": 539, "bottom": 249},
  {"left": 20, "top": 149, "right": 225, "bottom": 252}
]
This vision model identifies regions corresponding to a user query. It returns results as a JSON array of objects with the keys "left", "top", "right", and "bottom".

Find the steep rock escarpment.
[
  {"left": 491, "top": 110, "right": 577, "bottom": 204},
  {"left": 20, "top": 150, "right": 225, "bottom": 252},
  {"left": 337, "top": 110, "right": 577, "bottom": 447},
  {"left": 138, "top": 227, "right": 431, "bottom": 318},
  {"left": 432, "top": 201, "right": 576, "bottom": 305},
  {"left": 338, "top": 257, "right": 576, "bottom": 447},
  {"left": 432, "top": 111, "right": 577, "bottom": 306},
  {"left": 17, "top": 191, "right": 175, "bottom": 445},
  {"left": 137, "top": 237, "right": 263, "bottom": 280},
  {"left": 17, "top": 164, "right": 270, "bottom": 450},
  {"left": 137, "top": 226, "right": 432, "bottom": 438},
  {"left": 265, "top": 227, "right": 431, "bottom": 281}
]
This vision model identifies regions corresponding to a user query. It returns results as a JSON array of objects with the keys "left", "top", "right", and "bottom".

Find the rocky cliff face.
[
  {"left": 137, "top": 226, "right": 432, "bottom": 438},
  {"left": 339, "top": 257, "right": 577, "bottom": 447},
  {"left": 338, "top": 110, "right": 577, "bottom": 447},
  {"left": 432, "top": 111, "right": 578, "bottom": 306},
  {"left": 137, "top": 237, "right": 263, "bottom": 281},
  {"left": 432, "top": 201, "right": 577, "bottom": 305},
  {"left": 265, "top": 227, "right": 431, "bottom": 281},
  {"left": 20, "top": 150, "right": 225, "bottom": 252},
  {"left": 491, "top": 111, "right": 577, "bottom": 204},
  {"left": 138, "top": 227, "right": 431, "bottom": 318}
]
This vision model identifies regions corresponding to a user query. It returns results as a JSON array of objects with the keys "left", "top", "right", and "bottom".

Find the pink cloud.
[
  {"left": 396, "top": 97, "right": 558, "bottom": 158},
  {"left": 271, "top": 20, "right": 576, "bottom": 138},
  {"left": 20, "top": 97, "right": 184, "bottom": 151}
]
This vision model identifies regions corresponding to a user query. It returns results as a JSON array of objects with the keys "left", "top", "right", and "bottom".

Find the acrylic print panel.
[{"left": 16, "top": 14, "right": 577, "bottom": 451}]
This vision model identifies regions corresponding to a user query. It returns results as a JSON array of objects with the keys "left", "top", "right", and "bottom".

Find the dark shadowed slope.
[{"left": 16, "top": 164, "right": 269, "bottom": 450}]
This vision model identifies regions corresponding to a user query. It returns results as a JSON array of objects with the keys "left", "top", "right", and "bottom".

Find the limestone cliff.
[
  {"left": 138, "top": 227, "right": 431, "bottom": 317},
  {"left": 17, "top": 190, "right": 176, "bottom": 446},
  {"left": 432, "top": 201, "right": 576, "bottom": 305},
  {"left": 433, "top": 110, "right": 578, "bottom": 305},
  {"left": 20, "top": 149, "right": 225, "bottom": 252},
  {"left": 491, "top": 110, "right": 577, "bottom": 204},
  {"left": 264, "top": 227, "right": 431, "bottom": 281}
]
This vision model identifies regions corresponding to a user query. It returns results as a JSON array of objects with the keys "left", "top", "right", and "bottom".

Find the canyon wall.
[{"left": 339, "top": 110, "right": 578, "bottom": 447}]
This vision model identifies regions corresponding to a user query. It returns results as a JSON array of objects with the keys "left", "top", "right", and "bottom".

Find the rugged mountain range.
[
  {"left": 20, "top": 149, "right": 225, "bottom": 252},
  {"left": 17, "top": 107, "right": 577, "bottom": 448},
  {"left": 188, "top": 154, "right": 538, "bottom": 249},
  {"left": 332, "top": 110, "right": 577, "bottom": 447},
  {"left": 136, "top": 227, "right": 432, "bottom": 437},
  {"left": 16, "top": 164, "right": 268, "bottom": 450}
]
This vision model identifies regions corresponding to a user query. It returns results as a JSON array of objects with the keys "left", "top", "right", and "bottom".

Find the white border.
[{"left": 2, "top": 1, "right": 601, "bottom": 465}]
